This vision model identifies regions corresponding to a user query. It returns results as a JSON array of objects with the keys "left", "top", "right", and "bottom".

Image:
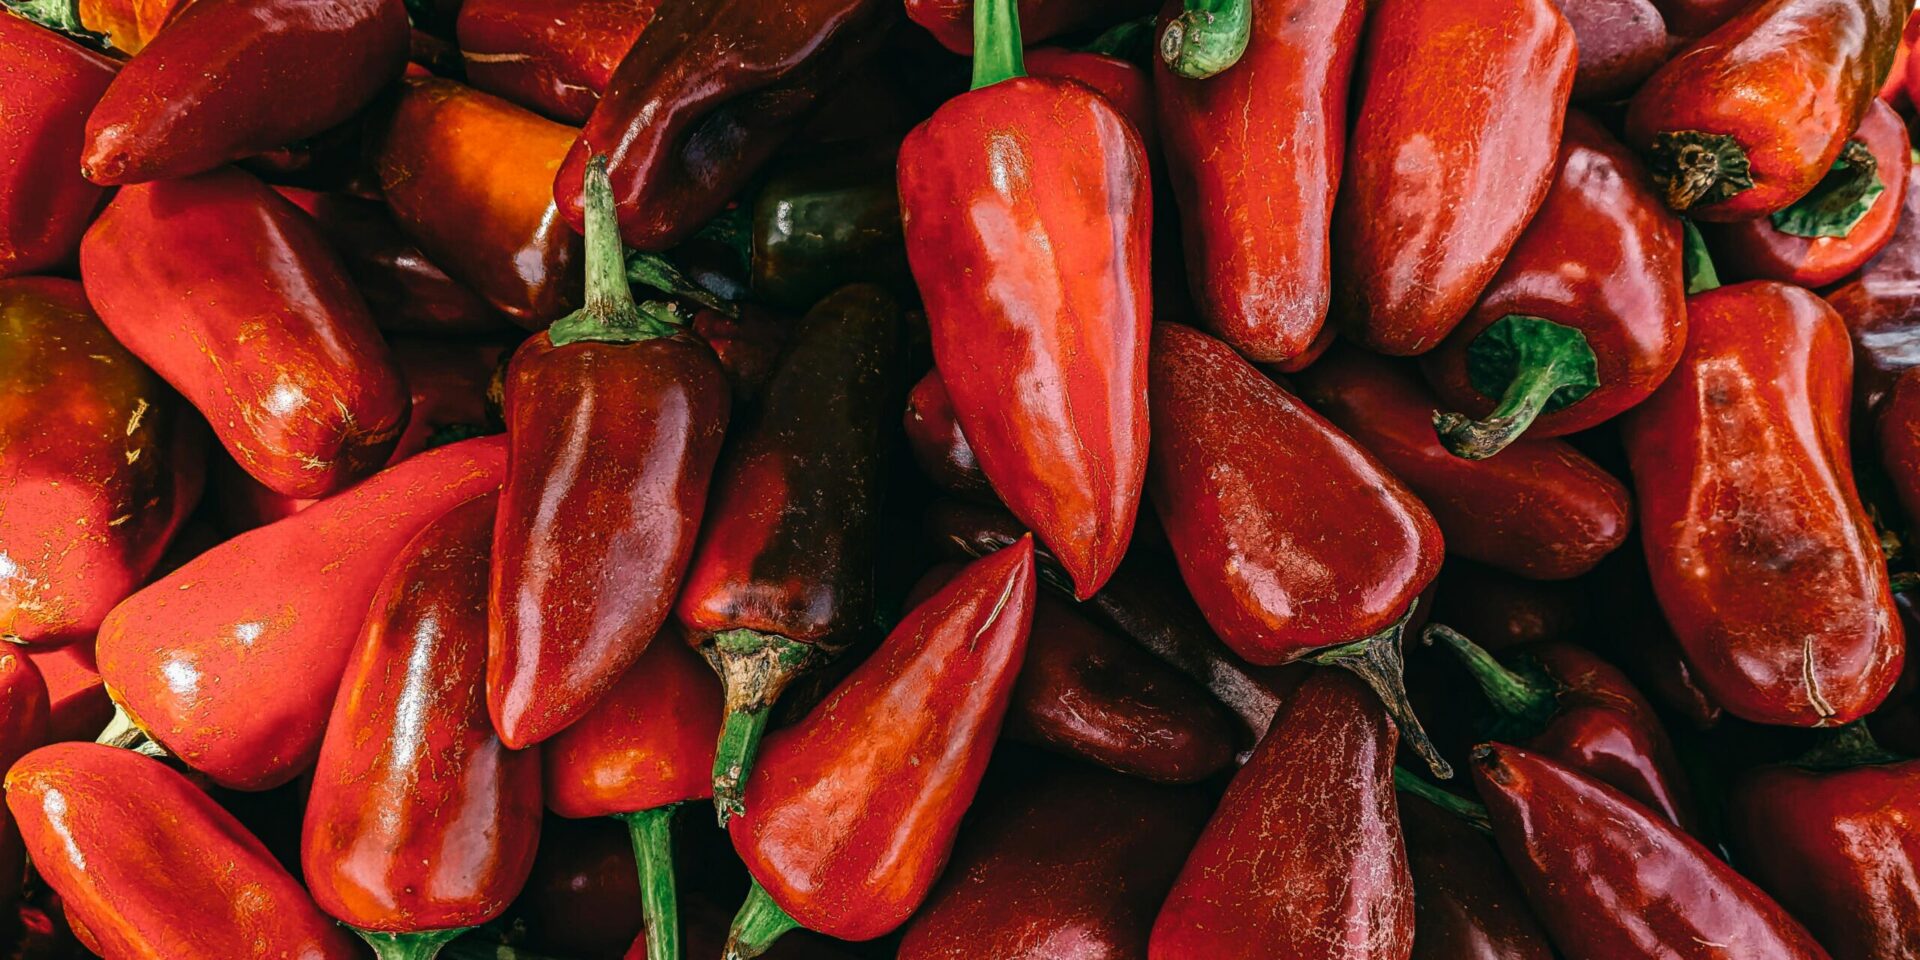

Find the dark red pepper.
[
  {"left": 903, "top": 369, "right": 991, "bottom": 502},
  {"left": 1399, "top": 793, "right": 1553, "bottom": 960},
  {"left": 690, "top": 305, "right": 793, "bottom": 406},
  {"left": 1877, "top": 367, "right": 1920, "bottom": 526},
  {"left": 905, "top": 0, "right": 1150, "bottom": 53},
  {"left": 0, "top": 652, "right": 49, "bottom": 920},
  {"left": 1652, "top": 0, "right": 1749, "bottom": 36},
  {"left": 0, "top": 14, "right": 115, "bottom": 279},
  {"left": 1428, "top": 561, "right": 1589, "bottom": 654},
  {"left": 1828, "top": 171, "right": 1920, "bottom": 414},
  {"left": 1587, "top": 546, "right": 1726, "bottom": 731},
  {"left": 455, "top": 0, "right": 655, "bottom": 124},
  {"left": 26, "top": 642, "right": 109, "bottom": 745}
]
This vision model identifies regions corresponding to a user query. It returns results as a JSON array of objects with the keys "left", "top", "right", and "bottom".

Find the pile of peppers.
[{"left": 8, "top": 0, "right": 1920, "bottom": 955}]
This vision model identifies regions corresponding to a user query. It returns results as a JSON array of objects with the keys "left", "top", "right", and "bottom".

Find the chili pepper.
[
  {"left": 80, "top": 167, "right": 408, "bottom": 500},
  {"left": 1420, "top": 112, "right": 1687, "bottom": 460},
  {"left": 80, "top": 0, "right": 407, "bottom": 184},
  {"left": 905, "top": 0, "right": 1152, "bottom": 54},
  {"left": 1148, "top": 321, "right": 1449, "bottom": 774},
  {"left": 9, "top": 742, "right": 362, "bottom": 959},
  {"left": 1025, "top": 45, "right": 1156, "bottom": 157},
  {"left": 1890, "top": 13, "right": 1917, "bottom": 109},
  {"left": 1294, "top": 346, "right": 1632, "bottom": 581},
  {"left": 1877, "top": 368, "right": 1920, "bottom": 527},
  {"left": 96, "top": 435, "right": 508, "bottom": 790},
  {"left": 0, "top": 653, "right": 49, "bottom": 918},
  {"left": 897, "top": 756, "right": 1211, "bottom": 959},
  {"left": 899, "top": 0, "right": 1150, "bottom": 599},
  {"left": 1472, "top": 742, "right": 1830, "bottom": 958},
  {"left": 456, "top": 0, "right": 654, "bottom": 124},
  {"left": 0, "top": 278, "right": 204, "bottom": 647},
  {"left": 74, "top": 0, "right": 192, "bottom": 53},
  {"left": 490, "top": 159, "right": 729, "bottom": 749},
  {"left": 1152, "top": 0, "right": 1363, "bottom": 364},
  {"left": 1333, "top": 0, "right": 1577, "bottom": 357},
  {"left": 690, "top": 305, "right": 793, "bottom": 406},
  {"left": 1399, "top": 794, "right": 1553, "bottom": 960},
  {"left": 903, "top": 368, "right": 990, "bottom": 501},
  {"left": 1706, "top": 99, "right": 1912, "bottom": 288},
  {"left": 722, "top": 538, "right": 1036, "bottom": 957},
  {"left": 1829, "top": 176, "right": 1920, "bottom": 414},
  {"left": 1587, "top": 546, "right": 1726, "bottom": 730},
  {"left": 1652, "top": 0, "right": 1750, "bottom": 36},
  {"left": 1559, "top": 0, "right": 1673, "bottom": 101},
  {"left": 26, "top": 644, "right": 109, "bottom": 746},
  {"left": 514, "top": 815, "right": 646, "bottom": 958},
  {"left": 1625, "top": 0, "right": 1906, "bottom": 219},
  {"left": 1149, "top": 671, "right": 1412, "bottom": 959},
  {"left": 0, "top": 15, "right": 115, "bottom": 280},
  {"left": 750, "top": 143, "right": 909, "bottom": 313},
  {"left": 1623, "top": 281, "right": 1902, "bottom": 726}
]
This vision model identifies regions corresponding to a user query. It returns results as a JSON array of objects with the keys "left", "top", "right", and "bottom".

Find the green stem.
[
  {"left": 1796, "top": 721, "right": 1905, "bottom": 770},
  {"left": 1082, "top": 16, "right": 1155, "bottom": 62},
  {"left": 1433, "top": 315, "right": 1598, "bottom": 460},
  {"left": 1681, "top": 220, "right": 1721, "bottom": 294},
  {"left": 725, "top": 881, "right": 802, "bottom": 960},
  {"left": 1771, "top": 139, "right": 1885, "bottom": 239},
  {"left": 547, "top": 155, "right": 681, "bottom": 347},
  {"left": 621, "top": 806, "right": 681, "bottom": 960},
  {"left": 357, "top": 928, "right": 470, "bottom": 960},
  {"left": 1394, "top": 767, "right": 1492, "bottom": 833},
  {"left": 1423, "top": 625, "right": 1558, "bottom": 736},
  {"left": 970, "top": 0, "right": 1025, "bottom": 90},
  {"left": 626, "top": 253, "right": 739, "bottom": 317},
  {"left": 2, "top": 0, "right": 109, "bottom": 46},
  {"left": 1308, "top": 609, "right": 1453, "bottom": 779},
  {"left": 702, "top": 629, "right": 823, "bottom": 826},
  {"left": 1158, "top": 0, "right": 1253, "bottom": 79}
]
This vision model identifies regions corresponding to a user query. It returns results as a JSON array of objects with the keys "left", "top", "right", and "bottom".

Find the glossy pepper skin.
[
  {"left": 724, "top": 539, "right": 1036, "bottom": 954},
  {"left": 97, "top": 436, "right": 508, "bottom": 791},
  {"left": 376, "top": 78, "right": 582, "bottom": 328},
  {"left": 1624, "top": 0, "right": 1908, "bottom": 220},
  {"left": 1333, "top": 0, "right": 1577, "bottom": 356},
  {"left": 456, "top": 0, "right": 655, "bottom": 124},
  {"left": 304, "top": 495, "right": 541, "bottom": 957},
  {"left": 81, "top": 167, "right": 409, "bottom": 500},
  {"left": 1149, "top": 671, "right": 1413, "bottom": 960},
  {"left": 1623, "top": 281, "right": 1903, "bottom": 727},
  {"left": 1829, "top": 176, "right": 1920, "bottom": 414},
  {"left": 905, "top": 0, "right": 1150, "bottom": 52},
  {"left": 1153, "top": 0, "right": 1364, "bottom": 363},
  {"left": 9, "top": 743, "right": 362, "bottom": 960},
  {"left": 0, "top": 278, "right": 204, "bottom": 646},
  {"left": 0, "top": 16, "right": 115, "bottom": 279},
  {"left": 1876, "top": 369, "right": 1920, "bottom": 525},
  {"left": 1027, "top": 48, "right": 1156, "bottom": 159},
  {"left": 1473, "top": 743, "right": 1830, "bottom": 959},
  {"left": 28, "top": 642, "right": 110, "bottom": 744},
  {"left": 1295, "top": 347, "right": 1631, "bottom": 581},
  {"left": 903, "top": 369, "right": 991, "bottom": 501},
  {"left": 81, "top": 0, "right": 407, "bottom": 184},
  {"left": 0, "top": 652, "right": 50, "bottom": 920},
  {"left": 554, "top": 0, "right": 893, "bottom": 251},
  {"left": 1400, "top": 794, "right": 1552, "bottom": 960},
  {"left": 751, "top": 144, "right": 910, "bottom": 313}
]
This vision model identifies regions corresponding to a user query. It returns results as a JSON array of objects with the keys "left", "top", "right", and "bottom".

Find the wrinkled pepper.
[
  {"left": 456, "top": 0, "right": 655, "bottom": 124},
  {"left": 0, "top": 14, "right": 115, "bottom": 279},
  {"left": 1400, "top": 793, "right": 1553, "bottom": 960}
]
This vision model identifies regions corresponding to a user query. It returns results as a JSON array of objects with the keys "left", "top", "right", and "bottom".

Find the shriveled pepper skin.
[
  {"left": 0, "top": 278, "right": 203, "bottom": 646},
  {"left": 9, "top": 743, "right": 362, "bottom": 960},
  {"left": 1295, "top": 347, "right": 1631, "bottom": 581},
  {"left": 375, "top": 78, "right": 582, "bottom": 328},
  {"left": 905, "top": 0, "right": 1150, "bottom": 53},
  {"left": 1624, "top": 0, "right": 1908, "bottom": 220},
  {"left": 80, "top": 167, "right": 409, "bottom": 500},
  {"left": 76, "top": 0, "right": 193, "bottom": 53},
  {"left": 1829, "top": 177, "right": 1920, "bottom": 413},
  {"left": 1473, "top": 743, "right": 1830, "bottom": 960},
  {"left": 80, "top": 0, "right": 408, "bottom": 185},
  {"left": 97, "top": 436, "right": 509, "bottom": 791},
  {"left": 456, "top": 0, "right": 655, "bottom": 124},
  {"left": 1623, "top": 282, "right": 1902, "bottom": 727},
  {"left": 1149, "top": 671, "right": 1413, "bottom": 960},
  {"left": 729, "top": 540, "right": 1036, "bottom": 942},
  {"left": 554, "top": 0, "right": 894, "bottom": 251},
  {"left": 1153, "top": 0, "right": 1364, "bottom": 363},
  {"left": 304, "top": 494, "right": 542, "bottom": 935},
  {"left": 1400, "top": 795, "right": 1553, "bottom": 960},
  {"left": 0, "top": 16, "right": 116, "bottom": 279},
  {"left": 899, "top": 75, "right": 1151, "bottom": 599},
  {"left": 1333, "top": 0, "right": 1577, "bottom": 356}
]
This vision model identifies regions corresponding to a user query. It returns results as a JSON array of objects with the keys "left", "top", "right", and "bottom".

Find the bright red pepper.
[
  {"left": 1333, "top": 0, "right": 1577, "bottom": 356},
  {"left": 80, "top": 167, "right": 408, "bottom": 499},
  {"left": 1399, "top": 794, "right": 1553, "bottom": 960},
  {"left": 904, "top": 0, "right": 1148, "bottom": 53},
  {"left": 1623, "top": 281, "right": 1903, "bottom": 726},
  {"left": 0, "top": 652, "right": 49, "bottom": 920},
  {"left": 9, "top": 742, "right": 362, "bottom": 959},
  {"left": 723, "top": 538, "right": 1036, "bottom": 956},
  {"left": 1828, "top": 174, "right": 1920, "bottom": 414},
  {"left": 81, "top": 0, "right": 408, "bottom": 184},
  {"left": 903, "top": 369, "right": 992, "bottom": 502},
  {"left": 1559, "top": 0, "right": 1674, "bottom": 101},
  {"left": 456, "top": 0, "right": 655, "bottom": 124},
  {"left": 1025, "top": 46, "right": 1156, "bottom": 160},
  {"left": 75, "top": 0, "right": 193, "bottom": 53},
  {"left": 0, "top": 15, "right": 115, "bottom": 279},
  {"left": 26, "top": 642, "right": 110, "bottom": 745},
  {"left": 96, "top": 435, "right": 508, "bottom": 790},
  {"left": 898, "top": 0, "right": 1150, "bottom": 599}
]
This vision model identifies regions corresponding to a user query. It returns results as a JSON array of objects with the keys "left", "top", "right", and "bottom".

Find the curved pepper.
[
  {"left": 1421, "top": 112, "right": 1687, "bottom": 459},
  {"left": 903, "top": 369, "right": 991, "bottom": 502},
  {"left": 899, "top": 0, "right": 1151, "bottom": 598},
  {"left": 0, "top": 15, "right": 115, "bottom": 279},
  {"left": 81, "top": 0, "right": 407, "bottom": 184},
  {"left": 1625, "top": 0, "right": 1906, "bottom": 220},
  {"left": 1333, "top": 0, "right": 1576, "bottom": 356},
  {"left": 1829, "top": 174, "right": 1920, "bottom": 414},
  {"left": 0, "top": 278, "right": 204, "bottom": 646},
  {"left": 1400, "top": 793, "right": 1553, "bottom": 960},
  {"left": 9, "top": 742, "right": 361, "bottom": 959},
  {"left": 80, "top": 167, "right": 409, "bottom": 499},
  {"left": 1294, "top": 346, "right": 1632, "bottom": 581},
  {"left": 1877, "top": 368, "right": 1920, "bottom": 527},
  {"left": 1652, "top": 0, "right": 1749, "bottom": 36},
  {"left": 456, "top": 0, "right": 655, "bottom": 124},
  {"left": 1149, "top": 671, "right": 1413, "bottom": 959},
  {"left": 1623, "top": 281, "right": 1903, "bottom": 726},
  {"left": 28, "top": 642, "right": 110, "bottom": 744},
  {"left": 1560, "top": 0, "right": 1673, "bottom": 101},
  {"left": 1153, "top": 0, "right": 1364, "bottom": 363},
  {"left": 97, "top": 436, "right": 509, "bottom": 790},
  {"left": 904, "top": 0, "right": 1151, "bottom": 53},
  {"left": 0, "top": 652, "right": 49, "bottom": 919},
  {"left": 74, "top": 0, "right": 193, "bottom": 53},
  {"left": 1025, "top": 46, "right": 1156, "bottom": 158},
  {"left": 750, "top": 143, "right": 909, "bottom": 313},
  {"left": 1588, "top": 547, "right": 1726, "bottom": 731},
  {"left": 690, "top": 305, "right": 793, "bottom": 407},
  {"left": 1473, "top": 742, "right": 1830, "bottom": 959},
  {"left": 723, "top": 538, "right": 1036, "bottom": 956}
]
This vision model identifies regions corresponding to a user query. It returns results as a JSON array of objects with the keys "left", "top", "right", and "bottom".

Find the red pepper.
[
  {"left": 1878, "top": 368, "right": 1920, "bottom": 526},
  {"left": 1025, "top": 45, "right": 1156, "bottom": 159},
  {"left": 455, "top": 0, "right": 655, "bottom": 124},
  {"left": 1652, "top": 0, "right": 1749, "bottom": 36},
  {"left": 1588, "top": 547, "right": 1727, "bottom": 731},
  {"left": 898, "top": 0, "right": 1151, "bottom": 598},
  {"left": 723, "top": 538, "right": 1036, "bottom": 956},
  {"left": 1152, "top": 0, "right": 1363, "bottom": 363},
  {"left": 1149, "top": 671, "right": 1413, "bottom": 959},
  {"left": 1293, "top": 346, "right": 1632, "bottom": 581},
  {"left": 1399, "top": 794, "right": 1553, "bottom": 960},
  {"left": 1625, "top": 0, "right": 1906, "bottom": 219},
  {"left": 1828, "top": 174, "right": 1920, "bottom": 414},
  {"left": 903, "top": 369, "right": 991, "bottom": 502},
  {"left": 1428, "top": 561, "right": 1588, "bottom": 654},
  {"left": 26, "top": 643, "right": 110, "bottom": 745},
  {"left": 897, "top": 758, "right": 1212, "bottom": 959},
  {"left": 75, "top": 0, "right": 193, "bottom": 53},
  {"left": 1706, "top": 99, "right": 1913, "bottom": 288},
  {"left": 80, "top": 0, "right": 408, "bottom": 184},
  {"left": 515, "top": 816, "right": 647, "bottom": 958},
  {"left": 0, "top": 652, "right": 49, "bottom": 920},
  {"left": 490, "top": 159, "right": 730, "bottom": 749},
  {"left": 1333, "top": 0, "right": 1577, "bottom": 356},
  {"left": 1890, "top": 13, "right": 1918, "bottom": 109},
  {"left": 1420, "top": 112, "right": 1687, "bottom": 459},
  {"left": 689, "top": 305, "right": 794, "bottom": 406},
  {"left": 96, "top": 435, "right": 508, "bottom": 790},
  {"left": 303, "top": 494, "right": 541, "bottom": 960},
  {"left": 1623, "top": 281, "right": 1903, "bottom": 726},
  {"left": 1558, "top": 0, "right": 1673, "bottom": 101},
  {"left": 9, "top": 742, "right": 362, "bottom": 959},
  {"left": 0, "top": 15, "right": 115, "bottom": 279},
  {"left": 0, "top": 278, "right": 204, "bottom": 646},
  {"left": 905, "top": 0, "right": 1149, "bottom": 53},
  {"left": 1147, "top": 321, "right": 1449, "bottom": 773},
  {"left": 1472, "top": 742, "right": 1830, "bottom": 958},
  {"left": 80, "top": 167, "right": 409, "bottom": 500}
]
